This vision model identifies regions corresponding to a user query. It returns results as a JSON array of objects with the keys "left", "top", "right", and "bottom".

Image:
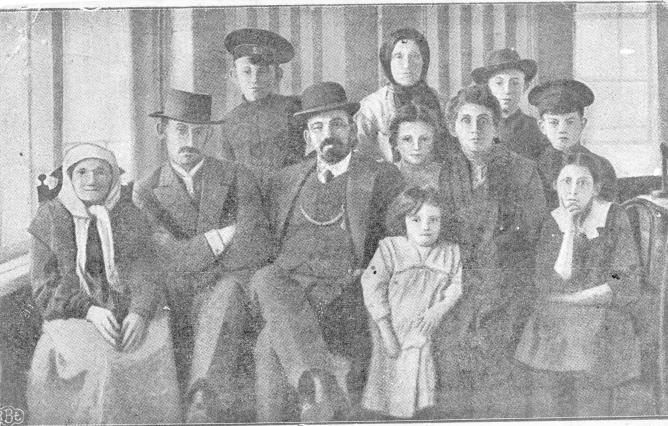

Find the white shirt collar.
[
  {"left": 170, "top": 159, "right": 204, "bottom": 180},
  {"left": 317, "top": 152, "right": 352, "bottom": 183},
  {"left": 551, "top": 198, "right": 612, "bottom": 240},
  {"left": 170, "top": 159, "right": 204, "bottom": 196}
]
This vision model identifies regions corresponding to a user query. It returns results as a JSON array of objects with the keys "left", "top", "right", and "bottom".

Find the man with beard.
[
  {"left": 133, "top": 88, "right": 273, "bottom": 422},
  {"left": 250, "top": 82, "right": 404, "bottom": 423},
  {"left": 218, "top": 29, "right": 304, "bottom": 190},
  {"left": 472, "top": 48, "right": 549, "bottom": 162}
]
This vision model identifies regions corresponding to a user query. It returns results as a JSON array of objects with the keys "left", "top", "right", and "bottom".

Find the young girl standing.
[{"left": 361, "top": 186, "right": 462, "bottom": 418}]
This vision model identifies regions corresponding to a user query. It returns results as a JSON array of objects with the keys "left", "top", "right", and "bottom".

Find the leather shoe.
[{"left": 298, "top": 368, "right": 350, "bottom": 422}]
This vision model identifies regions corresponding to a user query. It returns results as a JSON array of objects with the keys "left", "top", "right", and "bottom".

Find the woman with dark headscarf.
[
  {"left": 355, "top": 28, "right": 445, "bottom": 162},
  {"left": 27, "top": 143, "right": 180, "bottom": 424}
]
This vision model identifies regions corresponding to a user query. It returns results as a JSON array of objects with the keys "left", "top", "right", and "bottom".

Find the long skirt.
[{"left": 28, "top": 310, "right": 181, "bottom": 425}]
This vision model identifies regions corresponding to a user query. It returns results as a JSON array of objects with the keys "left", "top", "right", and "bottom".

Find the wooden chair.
[
  {"left": 36, "top": 166, "right": 133, "bottom": 203},
  {"left": 622, "top": 197, "right": 668, "bottom": 415}
]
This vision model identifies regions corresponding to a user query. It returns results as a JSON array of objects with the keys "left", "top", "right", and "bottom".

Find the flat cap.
[
  {"left": 528, "top": 79, "right": 594, "bottom": 113},
  {"left": 224, "top": 28, "right": 294, "bottom": 64}
]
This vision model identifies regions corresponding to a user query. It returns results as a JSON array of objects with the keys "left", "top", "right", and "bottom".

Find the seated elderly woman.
[
  {"left": 27, "top": 143, "right": 180, "bottom": 424},
  {"left": 515, "top": 152, "right": 641, "bottom": 417},
  {"left": 389, "top": 102, "right": 444, "bottom": 188}
]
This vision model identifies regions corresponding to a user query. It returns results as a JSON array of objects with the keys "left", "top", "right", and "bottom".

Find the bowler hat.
[
  {"left": 225, "top": 28, "right": 294, "bottom": 64},
  {"left": 294, "top": 82, "right": 360, "bottom": 121},
  {"left": 149, "top": 88, "right": 222, "bottom": 124},
  {"left": 528, "top": 79, "right": 594, "bottom": 113},
  {"left": 471, "top": 48, "right": 537, "bottom": 84}
]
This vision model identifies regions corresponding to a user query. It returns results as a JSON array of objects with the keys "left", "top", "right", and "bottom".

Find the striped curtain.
[{"left": 181, "top": 4, "right": 540, "bottom": 117}]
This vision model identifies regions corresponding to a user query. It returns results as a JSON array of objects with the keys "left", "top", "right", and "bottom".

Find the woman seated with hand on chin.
[
  {"left": 27, "top": 143, "right": 180, "bottom": 424},
  {"left": 515, "top": 152, "right": 641, "bottom": 417}
]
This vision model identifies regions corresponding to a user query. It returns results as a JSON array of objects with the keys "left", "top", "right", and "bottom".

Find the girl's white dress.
[{"left": 361, "top": 236, "right": 461, "bottom": 418}]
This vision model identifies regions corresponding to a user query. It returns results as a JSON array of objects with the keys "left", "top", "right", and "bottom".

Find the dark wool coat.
[
  {"left": 28, "top": 196, "right": 158, "bottom": 322},
  {"left": 498, "top": 109, "right": 550, "bottom": 162}
]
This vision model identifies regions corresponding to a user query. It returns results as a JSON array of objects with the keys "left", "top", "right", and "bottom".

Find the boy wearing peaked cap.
[
  {"left": 472, "top": 48, "right": 550, "bottom": 162},
  {"left": 218, "top": 28, "right": 304, "bottom": 191},
  {"left": 530, "top": 79, "right": 618, "bottom": 209}
]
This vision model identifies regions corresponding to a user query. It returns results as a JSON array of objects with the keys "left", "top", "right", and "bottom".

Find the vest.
[{"left": 276, "top": 170, "right": 355, "bottom": 278}]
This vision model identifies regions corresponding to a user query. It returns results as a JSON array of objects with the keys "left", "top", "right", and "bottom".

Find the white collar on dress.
[{"left": 551, "top": 198, "right": 612, "bottom": 240}]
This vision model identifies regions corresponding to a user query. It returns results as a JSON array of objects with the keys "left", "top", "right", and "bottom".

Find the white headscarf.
[{"left": 58, "top": 143, "right": 122, "bottom": 295}]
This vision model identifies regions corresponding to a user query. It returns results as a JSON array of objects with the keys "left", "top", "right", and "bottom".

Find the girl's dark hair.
[
  {"left": 388, "top": 102, "right": 441, "bottom": 162},
  {"left": 445, "top": 84, "right": 502, "bottom": 128},
  {"left": 560, "top": 151, "right": 602, "bottom": 186},
  {"left": 385, "top": 186, "right": 442, "bottom": 236},
  {"left": 379, "top": 28, "right": 430, "bottom": 85}
]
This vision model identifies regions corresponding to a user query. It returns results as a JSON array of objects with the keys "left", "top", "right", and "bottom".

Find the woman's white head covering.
[{"left": 58, "top": 143, "right": 123, "bottom": 294}]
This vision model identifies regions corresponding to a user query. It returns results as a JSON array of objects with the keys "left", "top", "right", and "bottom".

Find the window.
[{"left": 573, "top": 3, "right": 659, "bottom": 177}]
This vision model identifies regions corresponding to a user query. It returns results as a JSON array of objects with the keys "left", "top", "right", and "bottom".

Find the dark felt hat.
[
  {"left": 149, "top": 88, "right": 222, "bottom": 124},
  {"left": 528, "top": 79, "right": 595, "bottom": 113},
  {"left": 224, "top": 28, "right": 294, "bottom": 64},
  {"left": 471, "top": 48, "right": 538, "bottom": 84},
  {"left": 294, "top": 82, "right": 360, "bottom": 121}
]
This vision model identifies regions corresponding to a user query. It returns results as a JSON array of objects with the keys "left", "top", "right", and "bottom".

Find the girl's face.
[
  {"left": 405, "top": 202, "right": 441, "bottom": 247},
  {"left": 396, "top": 120, "right": 435, "bottom": 166},
  {"left": 390, "top": 39, "right": 423, "bottom": 87},
  {"left": 71, "top": 158, "right": 113, "bottom": 205},
  {"left": 555, "top": 164, "right": 598, "bottom": 216}
]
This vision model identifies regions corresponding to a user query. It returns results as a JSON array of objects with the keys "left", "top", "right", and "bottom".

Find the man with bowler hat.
[
  {"left": 218, "top": 28, "right": 304, "bottom": 189},
  {"left": 133, "top": 88, "right": 273, "bottom": 422},
  {"left": 250, "top": 82, "right": 404, "bottom": 422},
  {"left": 472, "top": 48, "right": 549, "bottom": 162},
  {"left": 529, "top": 79, "right": 618, "bottom": 208}
]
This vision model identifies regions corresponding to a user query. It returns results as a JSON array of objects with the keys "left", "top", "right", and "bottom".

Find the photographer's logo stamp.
[{"left": 0, "top": 407, "right": 24, "bottom": 426}]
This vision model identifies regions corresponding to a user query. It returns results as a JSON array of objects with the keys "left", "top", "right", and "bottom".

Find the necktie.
[{"left": 321, "top": 169, "right": 334, "bottom": 184}]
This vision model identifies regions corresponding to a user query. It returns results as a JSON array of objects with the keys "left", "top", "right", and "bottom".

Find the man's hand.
[
  {"left": 121, "top": 312, "right": 148, "bottom": 352},
  {"left": 86, "top": 305, "right": 120, "bottom": 347}
]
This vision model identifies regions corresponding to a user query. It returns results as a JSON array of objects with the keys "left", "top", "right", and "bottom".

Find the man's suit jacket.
[
  {"left": 133, "top": 156, "right": 274, "bottom": 288},
  {"left": 267, "top": 153, "right": 404, "bottom": 270}
]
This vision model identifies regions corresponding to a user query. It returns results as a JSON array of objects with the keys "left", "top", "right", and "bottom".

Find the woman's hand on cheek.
[
  {"left": 121, "top": 313, "right": 148, "bottom": 352},
  {"left": 86, "top": 305, "right": 120, "bottom": 347}
]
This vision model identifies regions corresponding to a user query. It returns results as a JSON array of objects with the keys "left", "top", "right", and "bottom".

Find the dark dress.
[
  {"left": 515, "top": 202, "right": 641, "bottom": 416},
  {"left": 435, "top": 144, "right": 546, "bottom": 418}
]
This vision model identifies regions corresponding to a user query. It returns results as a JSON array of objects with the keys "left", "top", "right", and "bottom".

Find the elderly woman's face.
[
  {"left": 390, "top": 39, "right": 423, "bottom": 87},
  {"left": 71, "top": 158, "right": 113, "bottom": 205},
  {"left": 453, "top": 103, "right": 497, "bottom": 156},
  {"left": 396, "top": 120, "right": 435, "bottom": 166}
]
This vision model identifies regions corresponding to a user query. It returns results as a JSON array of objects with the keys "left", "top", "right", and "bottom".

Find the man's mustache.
[
  {"left": 178, "top": 147, "right": 200, "bottom": 155},
  {"left": 320, "top": 137, "right": 343, "bottom": 150}
]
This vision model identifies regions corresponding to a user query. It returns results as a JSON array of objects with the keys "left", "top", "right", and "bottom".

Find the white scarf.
[
  {"left": 551, "top": 198, "right": 612, "bottom": 280},
  {"left": 58, "top": 143, "right": 122, "bottom": 295}
]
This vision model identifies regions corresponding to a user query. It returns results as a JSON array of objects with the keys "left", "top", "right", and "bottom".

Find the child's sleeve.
[{"left": 361, "top": 239, "right": 394, "bottom": 322}]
